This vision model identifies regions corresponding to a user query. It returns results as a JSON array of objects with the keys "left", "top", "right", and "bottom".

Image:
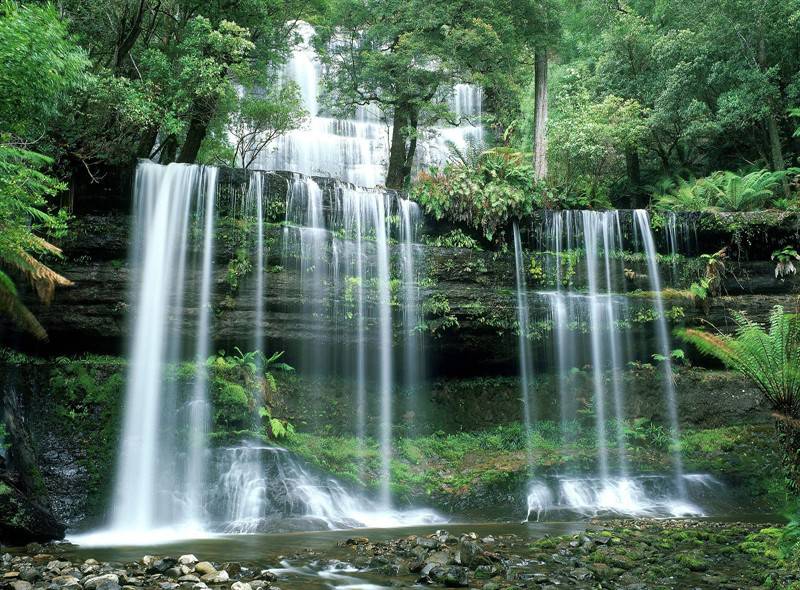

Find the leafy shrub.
[
  {"left": 413, "top": 148, "right": 548, "bottom": 241},
  {"left": 425, "top": 229, "right": 483, "bottom": 250},
  {"left": 654, "top": 168, "right": 799, "bottom": 212},
  {"left": 208, "top": 348, "right": 293, "bottom": 434}
]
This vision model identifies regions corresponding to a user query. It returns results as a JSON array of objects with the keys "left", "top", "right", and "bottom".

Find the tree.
[
  {"left": 530, "top": 0, "right": 560, "bottom": 181},
  {"left": 173, "top": 18, "right": 255, "bottom": 163},
  {"left": 54, "top": 0, "right": 318, "bottom": 170},
  {"left": 0, "top": 2, "right": 84, "bottom": 337},
  {"left": 679, "top": 306, "right": 800, "bottom": 490},
  {"left": 548, "top": 68, "right": 648, "bottom": 201},
  {"left": 539, "top": 0, "right": 800, "bottom": 201},
  {"left": 316, "top": 0, "right": 538, "bottom": 188},
  {"left": 227, "top": 83, "right": 306, "bottom": 169}
]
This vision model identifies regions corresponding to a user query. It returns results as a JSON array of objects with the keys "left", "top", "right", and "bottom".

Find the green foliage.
[
  {"left": 47, "top": 355, "right": 125, "bottom": 514},
  {"left": 0, "top": 422, "right": 7, "bottom": 451},
  {"left": 226, "top": 247, "right": 252, "bottom": 291},
  {"left": 218, "top": 81, "right": 306, "bottom": 169},
  {"left": 652, "top": 349, "right": 687, "bottom": 365},
  {"left": 0, "top": 2, "right": 88, "bottom": 138},
  {"left": 413, "top": 148, "right": 546, "bottom": 242},
  {"left": 528, "top": 256, "right": 545, "bottom": 283},
  {"left": 207, "top": 348, "right": 293, "bottom": 434},
  {"left": 421, "top": 294, "right": 459, "bottom": 336},
  {"left": 547, "top": 70, "right": 648, "bottom": 203},
  {"left": 425, "top": 229, "right": 483, "bottom": 251},
  {"left": 0, "top": 145, "right": 72, "bottom": 339},
  {"left": 679, "top": 306, "right": 800, "bottom": 489},
  {"left": 654, "top": 170, "right": 799, "bottom": 212},
  {"left": 679, "top": 307, "right": 800, "bottom": 413},
  {"left": 0, "top": 3, "right": 84, "bottom": 337},
  {"left": 316, "top": 0, "right": 543, "bottom": 186},
  {"left": 772, "top": 246, "right": 800, "bottom": 278},
  {"left": 39, "top": 1, "right": 315, "bottom": 168}
]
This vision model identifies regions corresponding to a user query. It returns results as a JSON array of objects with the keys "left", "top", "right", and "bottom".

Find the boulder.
[
  {"left": 178, "top": 556, "right": 199, "bottom": 567},
  {"left": 194, "top": 562, "right": 216, "bottom": 576},
  {"left": 429, "top": 565, "right": 470, "bottom": 587},
  {"left": 0, "top": 481, "right": 66, "bottom": 545},
  {"left": 83, "top": 574, "right": 121, "bottom": 590},
  {"left": 200, "top": 571, "right": 229, "bottom": 584}
]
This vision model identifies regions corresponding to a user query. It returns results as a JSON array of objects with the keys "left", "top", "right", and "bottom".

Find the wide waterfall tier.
[
  {"left": 513, "top": 210, "right": 688, "bottom": 518},
  {"left": 254, "top": 21, "right": 483, "bottom": 185},
  {"left": 85, "top": 161, "right": 437, "bottom": 545}
]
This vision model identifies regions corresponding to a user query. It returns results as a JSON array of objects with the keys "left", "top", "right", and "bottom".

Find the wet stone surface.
[{"left": 0, "top": 520, "right": 796, "bottom": 589}]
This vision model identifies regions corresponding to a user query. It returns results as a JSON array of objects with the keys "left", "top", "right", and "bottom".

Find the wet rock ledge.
[{"left": 0, "top": 520, "right": 796, "bottom": 590}]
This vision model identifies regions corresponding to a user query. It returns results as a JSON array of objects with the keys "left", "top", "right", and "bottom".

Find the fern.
[
  {"left": 0, "top": 143, "right": 72, "bottom": 337},
  {"left": 678, "top": 306, "right": 800, "bottom": 414}
]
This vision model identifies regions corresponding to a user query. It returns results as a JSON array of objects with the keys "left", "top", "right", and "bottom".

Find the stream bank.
[{"left": 1, "top": 519, "right": 796, "bottom": 589}]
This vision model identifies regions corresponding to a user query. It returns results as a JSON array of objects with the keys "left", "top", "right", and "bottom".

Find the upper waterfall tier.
[{"left": 253, "top": 21, "right": 483, "bottom": 186}]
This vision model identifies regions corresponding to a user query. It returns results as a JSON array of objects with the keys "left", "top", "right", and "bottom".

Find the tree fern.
[
  {"left": 0, "top": 144, "right": 72, "bottom": 337},
  {"left": 679, "top": 306, "right": 800, "bottom": 488},
  {"left": 678, "top": 306, "right": 800, "bottom": 413},
  {"left": 0, "top": 270, "right": 47, "bottom": 340}
]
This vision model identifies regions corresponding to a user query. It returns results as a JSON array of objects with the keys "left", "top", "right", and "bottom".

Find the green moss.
[
  {"left": 676, "top": 551, "right": 708, "bottom": 571},
  {"left": 47, "top": 354, "right": 126, "bottom": 520},
  {"left": 213, "top": 381, "right": 250, "bottom": 427}
]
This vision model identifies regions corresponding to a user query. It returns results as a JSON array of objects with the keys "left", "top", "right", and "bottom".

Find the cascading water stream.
[
  {"left": 512, "top": 223, "right": 535, "bottom": 467},
  {"left": 185, "top": 167, "right": 217, "bottom": 526},
  {"left": 110, "top": 162, "right": 213, "bottom": 537},
  {"left": 255, "top": 22, "right": 483, "bottom": 186},
  {"left": 372, "top": 194, "right": 394, "bottom": 507},
  {"left": 399, "top": 198, "right": 422, "bottom": 429},
  {"left": 581, "top": 212, "right": 611, "bottom": 481},
  {"left": 78, "top": 162, "right": 442, "bottom": 546},
  {"left": 523, "top": 210, "right": 699, "bottom": 521},
  {"left": 250, "top": 172, "right": 266, "bottom": 358},
  {"left": 634, "top": 210, "right": 687, "bottom": 498}
]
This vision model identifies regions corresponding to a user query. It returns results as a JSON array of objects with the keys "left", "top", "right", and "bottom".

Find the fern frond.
[
  {"left": 678, "top": 306, "right": 800, "bottom": 412},
  {"left": 0, "top": 278, "right": 47, "bottom": 340}
]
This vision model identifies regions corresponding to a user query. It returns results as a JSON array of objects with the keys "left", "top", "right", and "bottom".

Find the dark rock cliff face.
[{"left": 3, "top": 205, "right": 798, "bottom": 376}]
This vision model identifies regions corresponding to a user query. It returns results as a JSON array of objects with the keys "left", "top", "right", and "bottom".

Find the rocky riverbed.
[{"left": 0, "top": 520, "right": 796, "bottom": 590}]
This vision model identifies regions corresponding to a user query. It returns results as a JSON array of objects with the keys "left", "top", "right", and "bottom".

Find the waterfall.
[
  {"left": 519, "top": 210, "right": 697, "bottom": 519},
  {"left": 185, "top": 167, "right": 217, "bottom": 525},
  {"left": 250, "top": 172, "right": 266, "bottom": 357},
  {"left": 634, "top": 210, "right": 686, "bottom": 497},
  {"left": 400, "top": 198, "right": 423, "bottom": 430},
  {"left": 212, "top": 442, "right": 440, "bottom": 533},
  {"left": 254, "top": 22, "right": 483, "bottom": 186},
  {"left": 76, "top": 162, "right": 441, "bottom": 547},
  {"left": 284, "top": 178, "right": 425, "bottom": 505},
  {"left": 111, "top": 161, "right": 214, "bottom": 536},
  {"left": 512, "top": 223, "right": 535, "bottom": 464},
  {"left": 372, "top": 194, "right": 394, "bottom": 507}
]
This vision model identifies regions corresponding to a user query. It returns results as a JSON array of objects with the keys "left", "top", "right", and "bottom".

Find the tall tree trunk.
[
  {"left": 177, "top": 105, "right": 213, "bottom": 164},
  {"left": 625, "top": 149, "right": 642, "bottom": 208},
  {"left": 160, "top": 134, "right": 178, "bottom": 163},
  {"left": 533, "top": 48, "right": 549, "bottom": 181},
  {"left": 775, "top": 413, "right": 800, "bottom": 493},
  {"left": 401, "top": 107, "right": 419, "bottom": 183},
  {"left": 136, "top": 125, "right": 159, "bottom": 160},
  {"left": 757, "top": 38, "right": 790, "bottom": 197},
  {"left": 386, "top": 103, "right": 412, "bottom": 188},
  {"left": 113, "top": 0, "right": 147, "bottom": 72}
]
